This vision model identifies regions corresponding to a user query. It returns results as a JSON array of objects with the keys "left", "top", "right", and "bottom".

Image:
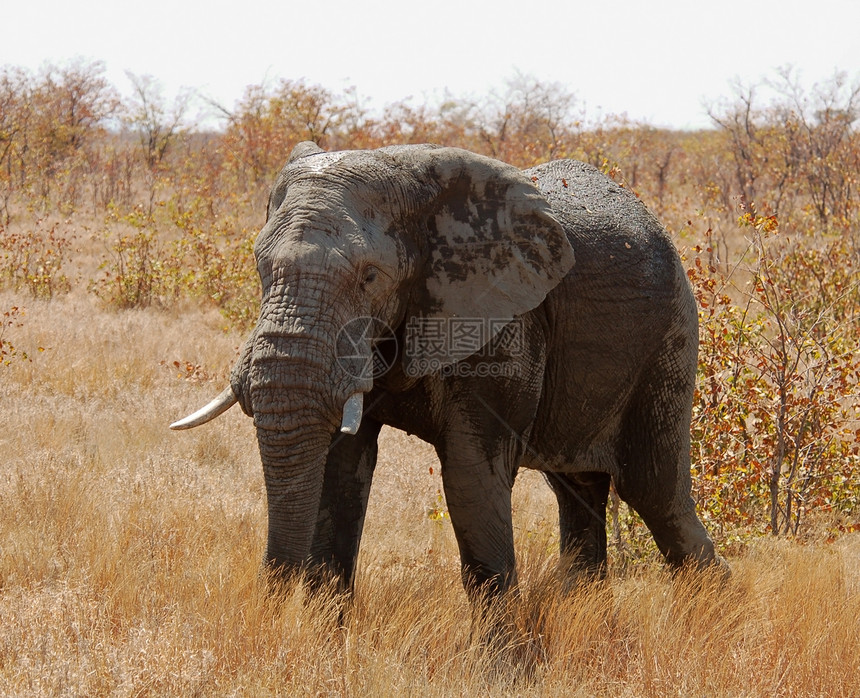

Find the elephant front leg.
[
  {"left": 309, "top": 419, "right": 382, "bottom": 593},
  {"left": 439, "top": 439, "right": 519, "bottom": 602}
]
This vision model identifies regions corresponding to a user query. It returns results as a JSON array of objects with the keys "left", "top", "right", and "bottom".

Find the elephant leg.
[
  {"left": 615, "top": 366, "right": 718, "bottom": 570},
  {"left": 545, "top": 471, "right": 610, "bottom": 580},
  {"left": 309, "top": 419, "right": 383, "bottom": 593},
  {"left": 618, "top": 465, "right": 717, "bottom": 570},
  {"left": 439, "top": 437, "right": 519, "bottom": 602},
  {"left": 631, "top": 492, "right": 717, "bottom": 570}
]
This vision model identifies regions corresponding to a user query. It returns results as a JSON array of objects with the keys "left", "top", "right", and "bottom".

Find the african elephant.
[{"left": 171, "top": 142, "right": 722, "bottom": 599}]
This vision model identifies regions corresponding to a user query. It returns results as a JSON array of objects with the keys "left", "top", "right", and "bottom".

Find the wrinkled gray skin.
[{"left": 182, "top": 142, "right": 721, "bottom": 599}]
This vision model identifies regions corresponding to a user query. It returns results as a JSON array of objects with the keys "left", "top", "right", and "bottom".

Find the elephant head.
[{"left": 171, "top": 143, "right": 575, "bottom": 576}]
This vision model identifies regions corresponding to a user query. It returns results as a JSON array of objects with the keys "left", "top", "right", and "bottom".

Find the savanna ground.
[{"left": 1, "top": 61, "right": 860, "bottom": 694}]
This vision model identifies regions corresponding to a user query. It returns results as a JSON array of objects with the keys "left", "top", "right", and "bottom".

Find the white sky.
[{"left": 3, "top": 0, "right": 859, "bottom": 130}]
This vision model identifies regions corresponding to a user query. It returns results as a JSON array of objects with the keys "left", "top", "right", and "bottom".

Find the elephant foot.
[
  {"left": 556, "top": 553, "right": 608, "bottom": 594},
  {"left": 680, "top": 552, "right": 731, "bottom": 581}
]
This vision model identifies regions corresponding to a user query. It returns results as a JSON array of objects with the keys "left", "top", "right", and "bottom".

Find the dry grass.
[{"left": 1, "top": 290, "right": 859, "bottom": 696}]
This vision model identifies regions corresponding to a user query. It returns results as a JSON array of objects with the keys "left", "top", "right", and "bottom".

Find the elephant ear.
[{"left": 398, "top": 146, "right": 576, "bottom": 377}]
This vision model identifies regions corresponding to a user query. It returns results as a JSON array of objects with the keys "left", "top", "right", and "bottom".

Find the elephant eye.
[{"left": 361, "top": 266, "right": 378, "bottom": 287}]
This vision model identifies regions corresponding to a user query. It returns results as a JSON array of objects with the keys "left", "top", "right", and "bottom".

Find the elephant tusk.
[
  {"left": 340, "top": 393, "right": 364, "bottom": 435},
  {"left": 170, "top": 387, "right": 238, "bottom": 430}
]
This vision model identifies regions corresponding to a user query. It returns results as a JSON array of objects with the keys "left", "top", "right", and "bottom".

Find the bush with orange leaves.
[{"left": 1, "top": 58, "right": 859, "bottom": 545}]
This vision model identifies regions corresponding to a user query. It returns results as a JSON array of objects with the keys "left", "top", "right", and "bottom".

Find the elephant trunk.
[
  {"left": 256, "top": 422, "right": 332, "bottom": 573},
  {"left": 242, "top": 302, "right": 371, "bottom": 576}
]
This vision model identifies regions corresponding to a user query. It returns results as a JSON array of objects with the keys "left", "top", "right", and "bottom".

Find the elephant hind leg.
[
  {"left": 545, "top": 471, "right": 610, "bottom": 581},
  {"left": 615, "top": 364, "right": 718, "bottom": 570},
  {"left": 622, "top": 485, "right": 717, "bottom": 569}
]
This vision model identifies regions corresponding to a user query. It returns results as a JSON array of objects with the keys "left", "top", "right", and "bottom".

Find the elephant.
[{"left": 171, "top": 141, "right": 723, "bottom": 600}]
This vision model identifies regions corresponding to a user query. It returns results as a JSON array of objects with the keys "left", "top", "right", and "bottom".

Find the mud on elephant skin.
[{"left": 171, "top": 141, "right": 726, "bottom": 599}]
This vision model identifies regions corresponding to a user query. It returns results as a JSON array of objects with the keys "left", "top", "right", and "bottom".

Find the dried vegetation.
[{"left": 1, "top": 60, "right": 859, "bottom": 694}]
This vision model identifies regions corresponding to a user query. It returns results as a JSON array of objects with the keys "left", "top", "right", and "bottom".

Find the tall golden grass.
[{"left": 1, "top": 289, "right": 858, "bottom": 695}]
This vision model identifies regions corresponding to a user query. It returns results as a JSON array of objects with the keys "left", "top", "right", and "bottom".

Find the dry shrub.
[
  {"left": 1, "top": 293, "right": 859, "bottom": 695},
  {"left": 2, "top": 62, "right": 860, "bottom": 695}
]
